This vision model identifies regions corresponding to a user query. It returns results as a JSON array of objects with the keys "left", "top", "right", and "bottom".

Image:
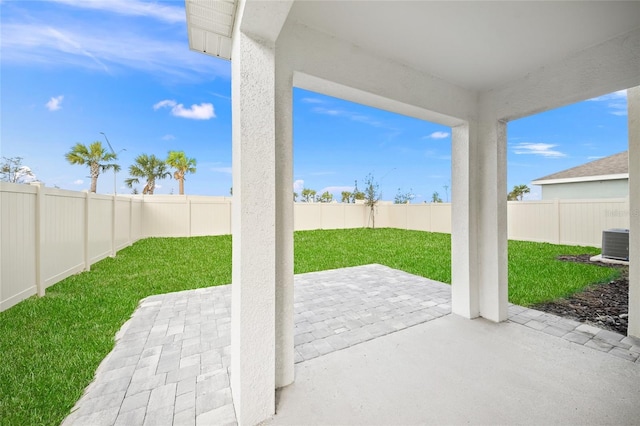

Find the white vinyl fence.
[{"left": 0, "top": 181, "right": 630, "bottom": 311}]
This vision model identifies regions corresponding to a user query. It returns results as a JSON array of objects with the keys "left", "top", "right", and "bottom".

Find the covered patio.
[{"left": 181, "top": 1, "right": 640, "bottom": 423}]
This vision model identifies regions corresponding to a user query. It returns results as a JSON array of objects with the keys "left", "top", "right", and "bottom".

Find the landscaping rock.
[{"left": 532, "top": 255, "right": 628, "bottom": 335}]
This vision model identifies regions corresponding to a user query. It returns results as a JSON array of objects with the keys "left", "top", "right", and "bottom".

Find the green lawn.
[{"left": 0, "top": 228, "right": 618, "bottom": 425}]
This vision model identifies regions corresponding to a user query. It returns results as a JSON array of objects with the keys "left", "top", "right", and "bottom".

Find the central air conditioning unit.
[{"left": 602, "top": 228, "right": 629, "bottom": 261}]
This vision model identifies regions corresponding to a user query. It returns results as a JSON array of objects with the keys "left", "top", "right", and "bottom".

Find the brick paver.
[{"left": 63, "top": 264, "right": 640, "bottom": 425}]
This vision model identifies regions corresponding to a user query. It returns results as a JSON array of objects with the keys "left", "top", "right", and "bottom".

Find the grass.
[{"left": 0, "top": 228, "right": 618, "bottom": 425}]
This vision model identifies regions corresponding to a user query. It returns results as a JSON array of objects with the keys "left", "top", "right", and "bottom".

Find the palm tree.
[
  {"left": 301, "top": 188, "right": 316, "bottom": 202},
  {"left": 65, "top": 141, "right": 120, "bottom": 193},
  {"left": 166, "top": 151, "right": 197, "bottom": 195},
  {"left": 125, "top": 154, "right": 171, "bottom": 195},
  {"left": 508, "top": 184, "right": 531, "bottom": 201}
]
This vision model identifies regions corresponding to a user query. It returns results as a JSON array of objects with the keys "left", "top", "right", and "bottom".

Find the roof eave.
[
  {"left": 185, "top": 0, "right": 238, "bottom": 61},
  {"left": 532, "top": 173, "right": 629, "bottom": 186}
]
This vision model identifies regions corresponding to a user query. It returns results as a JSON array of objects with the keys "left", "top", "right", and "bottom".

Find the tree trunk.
[
  {"left": 144, "top": 178, "right": 155, "bottom": 195},
  {"left": 90, "top": 163, "right": 99, "bottom": 193},
  {"left": 179, "top": 178, "right": 184, "bottom": 195}
]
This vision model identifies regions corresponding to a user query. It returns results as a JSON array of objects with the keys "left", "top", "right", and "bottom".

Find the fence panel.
[
  {"left": 559, "top": 199, "right": 629, "bottom": 247},
  {"left": 88, "top": 194, "right": 113, "bottom": 263},
  {"left": 131, "top": 198, "right": 143, "bottom": 241},
  {"left": 507, "top": 201, "right": 558, "bottom": 243},
  {"left": 191, "top": 199, "right": 232, "bottom": 236},
  {"left": 405, "top": 204, "right": 430, "bottom": 231},
  {"left": 142, "top": 196, "right": 189, "bottom": 237},
  {"left": 115, "top": 196, "right": 132, "bottom": 250},
  {"left": 430, "top": 204, "right": 451, "bottom": 233},
  {"left": 294, "top": 203, "right": 322, "bottom": 230},
  {"left": 0, "top": 183, "right": 37, "bottom": 310},
  {"left": 42, "top": 188, "right": 86, "bottom": 288}
]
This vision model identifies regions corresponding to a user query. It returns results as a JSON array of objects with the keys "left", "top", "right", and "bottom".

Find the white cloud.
[
  {"left": 293, "top": 179, "right": 304, "bottom": 193},
  {"left": 211, "top": 167, "right": 232, "bottom": 174},
  {"left": 173, "top": 103, "right": 215, "bottom": 120},
  {"left": 154, "top": 99, "right": 215, "bottom": 120},
  {"left": 587, "top": 156, "right": 604, "bottom": 160},
  {"left": 162, "top": 134, "right": 175, "bottom": 141},
  {"left": 424, "top": 131, "right": 450, "bottom": 139},
  {"left": 588, "top": 89, "right": 627, "bottom": 116},
  {"left": 46, "top": 95, "right": 64, "bottom": 111},
  {"left": 47, "top": 0, "right": 185, "bottom": 24},
  {"left": 73, "top": 179, "right": 84, "bottom": 185},
  {"left": 153, "top": 100, "right": 176, "bottom": 110},
  {"left": 311, "top": 107, "right": 384, "bottom": 128},
  {"left": 14, "top": 166, "right": 37, "bottom": 183},
  {"left": 588, "top": 90, "right": 627, "bottom": 102},
  {"left": 302, "top": 97, "right": 324, "bottom": 104},
  {"left": 512, "top": 143, "right": 566, "bottom": 158},
  {"left": 1, "top": 23, "right": 229, "bottom": 82}
]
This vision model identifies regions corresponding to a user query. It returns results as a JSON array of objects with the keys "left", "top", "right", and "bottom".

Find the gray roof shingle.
[{"left": 533, "top": 151, "right": 628, "bottom": 182}]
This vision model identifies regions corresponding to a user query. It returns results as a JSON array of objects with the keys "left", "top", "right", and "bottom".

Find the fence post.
[
  {"left": 554, "top": 198, "right": 561, "bottom": 244},
  {"left": 84, "top": 191, "right": 91, "bottom": 271},
  {"left": 32, "top": 183, "right": 45, "bottom": 297},
  {"left": 229, "top": 199, "right": 232, "bottom": 234},
  {"left": 110, "top": 194, "right": 116, "bottom": 257},
  {"left": 129, "top": 197, "right": 133, "bottom": 246},
  {"left": 187, "top": 197, "right": 192, "bottom": 237}
]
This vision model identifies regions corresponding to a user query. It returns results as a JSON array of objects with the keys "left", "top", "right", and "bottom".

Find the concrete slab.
[{"left": 268, "top": 315, "right": 640, "bottom": 425}]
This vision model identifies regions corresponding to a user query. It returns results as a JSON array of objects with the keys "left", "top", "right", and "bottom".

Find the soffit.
[{"left": 287, "top": 1, "right": 640, "bottom": 91}]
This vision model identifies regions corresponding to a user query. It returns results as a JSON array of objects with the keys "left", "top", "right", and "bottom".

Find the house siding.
[{"left": 541, "top": 179, "right": 628, "bottom": 200}]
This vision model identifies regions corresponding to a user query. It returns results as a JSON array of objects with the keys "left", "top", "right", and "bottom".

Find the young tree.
[
  {"left": 318, "top": 191, "right": 333, "bottom": 203},
  {"left": 301, "top": 188, "right": 316, "bottom": 202},
  {"left": 341, "top": 191, "right": 352, "bottom": 203},
  {"left": 293, "top": 192, "right": 298, "bottom": 202},
  {"left": 394, "top": 188, "right": 414, "bottom": 204},
  {"left": 363, "top": 173, "right": 381, "bottom": 228},
  {"left": 508, "top": 184, "right": 531, "bottom": 201},
  {"left": 65, "top": 141, "right": 120, "bottom": 193},
  {"left": 1, "top": 156, "right": 36, "bottom": 183},
  {"left": 431, "top": 191, "right": 443, "bottom": 203},
  {"left": 166, "top": 151, "right": 196, "bottom": 195},
  {"left": 351, "top": 180, "right": 365, "bottom": 203},
  {"left": 125, "top": 154, "right": 171, "bottom": 195}
]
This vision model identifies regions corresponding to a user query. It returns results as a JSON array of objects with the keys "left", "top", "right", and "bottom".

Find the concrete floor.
[{"left": 269, "top": 315, "right": 640, "bottom": 425}]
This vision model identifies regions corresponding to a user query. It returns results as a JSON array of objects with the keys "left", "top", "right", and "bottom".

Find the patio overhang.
[{"left": 186, "top": 1, "right": 640, "bottom": 424}]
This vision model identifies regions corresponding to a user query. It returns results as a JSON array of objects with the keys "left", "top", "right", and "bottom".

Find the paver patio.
[{"left": 63, "top": 264, "right": 640, "bottom": 426}]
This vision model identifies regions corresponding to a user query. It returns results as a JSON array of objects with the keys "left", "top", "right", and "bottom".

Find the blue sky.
[{"left": 1, "top": 1, "right": 629, "bottom": 201}]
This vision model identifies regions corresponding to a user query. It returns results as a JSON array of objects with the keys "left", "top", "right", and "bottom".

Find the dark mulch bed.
[{"left": 531, "top": 254, "right": 629, "bottom": 335}]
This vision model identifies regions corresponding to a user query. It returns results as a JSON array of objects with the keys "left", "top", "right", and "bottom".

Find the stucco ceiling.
[{"left": 287, "top": 1, "right": 640, "bottom": 91}]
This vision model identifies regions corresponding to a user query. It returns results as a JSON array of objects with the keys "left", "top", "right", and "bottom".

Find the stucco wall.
[{"left": 540, "top": 179, "right": 628, "bottom": 200}]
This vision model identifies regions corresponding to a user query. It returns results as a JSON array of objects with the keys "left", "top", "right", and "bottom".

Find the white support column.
[
  {"left": 628, "top": 86, "right": 640, "bottom": 338},
  {"left": 231, "top": 31, "right": 277, "bottom": 425},
  {"left": 476, "top": 115, "right": 508, "bottom": 322},
  {"left": 451, "top": 114, "right": 508, "bottom": 323},
  {"left": 451, "top": 122, "right": 479, "bottom": 319},
  {"left": 274, "top": 56, "right": 294, "bottom": 389}
]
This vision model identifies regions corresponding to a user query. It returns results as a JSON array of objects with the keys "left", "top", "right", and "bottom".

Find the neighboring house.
[{"left": 532, "top": 151, "right": 628, "bottom": 200}]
